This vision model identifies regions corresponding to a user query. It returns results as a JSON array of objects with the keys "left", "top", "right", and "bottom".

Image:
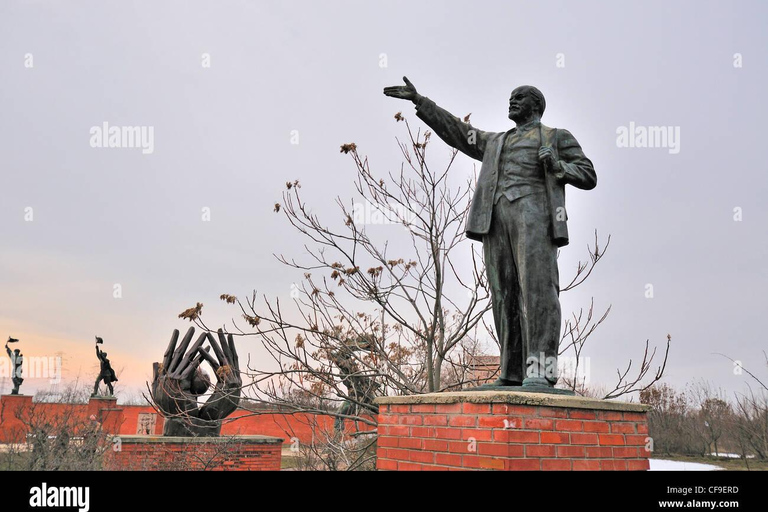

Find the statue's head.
[
  {"left": 508, "top": 85, "right": 546, "bottom": 123},
  {"left": 13, "top": 349, "right": 20, "bottom": 356}
]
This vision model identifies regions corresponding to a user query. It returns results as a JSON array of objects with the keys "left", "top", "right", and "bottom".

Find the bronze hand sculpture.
[{"left": 152, "top": 327, "right": 242, "bottom": 436}]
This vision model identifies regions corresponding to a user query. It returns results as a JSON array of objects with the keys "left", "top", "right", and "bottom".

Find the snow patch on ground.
[
  {"left": 650, "top": 459, "right": 720, "bottom": 471},
  {"left": 711, "top": 452, "right": 753, "bottom": 459}
]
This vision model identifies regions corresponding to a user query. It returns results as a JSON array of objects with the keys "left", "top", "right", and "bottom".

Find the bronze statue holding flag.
[
  {"left": 93, "top": 336, "right": 118, "bottom": 397},
  {"left": 5, "top": 336, "right": 23, "bottom": 395}
]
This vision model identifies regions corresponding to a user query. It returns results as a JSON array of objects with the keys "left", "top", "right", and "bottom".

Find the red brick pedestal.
[
  {"left": 376, "top": 391, "right": 651, "bottom": 471},
  {"left": 106, "top": 435, "right": 284, "bottom": 471},
  {"left": 0, "top": 394, "right": 34, "bottom": 443},
  {"left": 87, "top": 396, "right": 123, "bottom": 434}
]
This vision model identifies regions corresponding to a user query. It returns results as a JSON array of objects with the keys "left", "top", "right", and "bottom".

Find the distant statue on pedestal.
[
  {"left": 5, "top": 336, "right": 23, "bottom": 395},
  {"left": 92, "top": 336, "right": 118, "bottom": 397},
  {"left": 330, "top": 336, "right": 380, "bottom": 432}
]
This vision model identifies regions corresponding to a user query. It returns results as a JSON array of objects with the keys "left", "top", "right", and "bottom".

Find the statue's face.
[
  {"left": 508, "top": 87, "right": 537, "bottom": 122},
  {"left": 14, "top": 349, "right": 20, "bottom": 355}
]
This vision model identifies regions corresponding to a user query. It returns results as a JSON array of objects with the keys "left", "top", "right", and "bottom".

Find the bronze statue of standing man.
[
  {"left": 384, "top": 77, "right": 596, "bottom": 390},
  {"left": 93, "top": 336, "right": 118, "bottom": 397},
  {"left": 5, "top": 337, "right": 23, "bottom": 394}
]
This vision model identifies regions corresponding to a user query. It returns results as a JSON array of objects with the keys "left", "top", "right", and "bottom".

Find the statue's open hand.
[
  {"left": 151, "top": 327, "right": 210, "bottom": 419},
  {"left": 383, "top": 76, "right": 419, "bottom": 102},
  {"left": 151, "top": 327, "right": 242, "bottom": 436},
  {"left": 197, "top": 329, "right": 242, "bottom": 421}
]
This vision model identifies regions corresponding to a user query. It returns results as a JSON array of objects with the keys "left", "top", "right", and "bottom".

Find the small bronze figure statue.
[
  {"left": 330, "top": 336, "right": 380, "bottom": 432},
  {"left": 5, "top": 336, "right": 23, "bottom": 395},
  {"left": 384, "top": 78, "right": 596, "bottom": 390},
  {"left": 92, "top": 336, "right": 118, "bottom": 397},
  {"left": 151, "top": 327, "right": 242, "bottom": 436}
]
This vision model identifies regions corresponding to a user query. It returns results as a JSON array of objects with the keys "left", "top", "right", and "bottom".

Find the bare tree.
[
  {"left": 724, "top": 353, "right": 768, "bottom": 462},
  {"left": 280, "top": 413, "right": 377, "bottom": 471},
  {"left": 189, "top": 115, "right": 495, "bottom": 426},
  {"left": 690, "top": 380, "right": 733, "bottom": 457},
  {"left": 557, "top": 234, "right": 670, "bottom": 399},
  {"left": 641, "top": 371, "right": 768, "bottom": 467},
  {"left": 0, "top": 382, "right": 113, "bottom": 471},
  {"left": 176, "top": 112, "right": 668, "bottom": 472},
  {"left": 640, "top": 383, "right": 706, "bottom": 456}
]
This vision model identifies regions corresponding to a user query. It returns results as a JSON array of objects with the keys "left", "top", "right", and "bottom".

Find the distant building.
[{"left": 467, "top": 355, "right": 500, "bottom": 387}]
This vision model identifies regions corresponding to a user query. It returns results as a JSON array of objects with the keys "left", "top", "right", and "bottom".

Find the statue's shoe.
[
  {"left": 522, "top": 377, "right": 553, "bottom": 388},
  {"left": 490, "top": 378, "right": 523, "bottom": 387},
  {"left": 471, "top": 378, "right": 522, "bottom": 390}
]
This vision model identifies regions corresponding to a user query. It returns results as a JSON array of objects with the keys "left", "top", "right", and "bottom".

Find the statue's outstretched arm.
[{"left": 384, "top": 76, "right": 490, "bottom": 161}]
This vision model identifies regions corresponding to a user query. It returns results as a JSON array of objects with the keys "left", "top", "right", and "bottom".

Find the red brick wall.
[
  {"left": 106, "top": 437, "right": 282, "bottom": 471},
  {"left": 0, "top": 395, "right": 372, "bottom": 445},
  {"left": 377, "top": 402, "right": 651, "bottom": 471},
  {"left": 219, "top": 410, "right": 375, "bottom": 443},
  {"left": 111, "top": 405, "right": 158, "bottom": 434},
  {"left": 0, "top": 394, "right": 33, "bottom": 443},
  {"left": 0, "top": 395, "right": 122, "bottom": 442}
]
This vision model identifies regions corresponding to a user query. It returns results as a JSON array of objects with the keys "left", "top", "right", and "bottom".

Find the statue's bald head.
[
  {"left": 515, "top": 86, "right": 545, "bottom": 116},
  {"left": 508, "top": 86, "right": 546, "bottom": 124}
]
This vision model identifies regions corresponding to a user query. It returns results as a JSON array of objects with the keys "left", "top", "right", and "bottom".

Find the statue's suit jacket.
[{"left": 415, "top": 97, "right": 597, "bottom": 246}]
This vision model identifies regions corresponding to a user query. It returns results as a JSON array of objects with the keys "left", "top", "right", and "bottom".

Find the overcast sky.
[{"left": 1, "top": 0, "right": 766, "bottom": 400}]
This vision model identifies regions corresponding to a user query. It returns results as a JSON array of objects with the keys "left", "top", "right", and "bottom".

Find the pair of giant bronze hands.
[{"left": 151, "top": 327, "right": 242, "bottom": 436}]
